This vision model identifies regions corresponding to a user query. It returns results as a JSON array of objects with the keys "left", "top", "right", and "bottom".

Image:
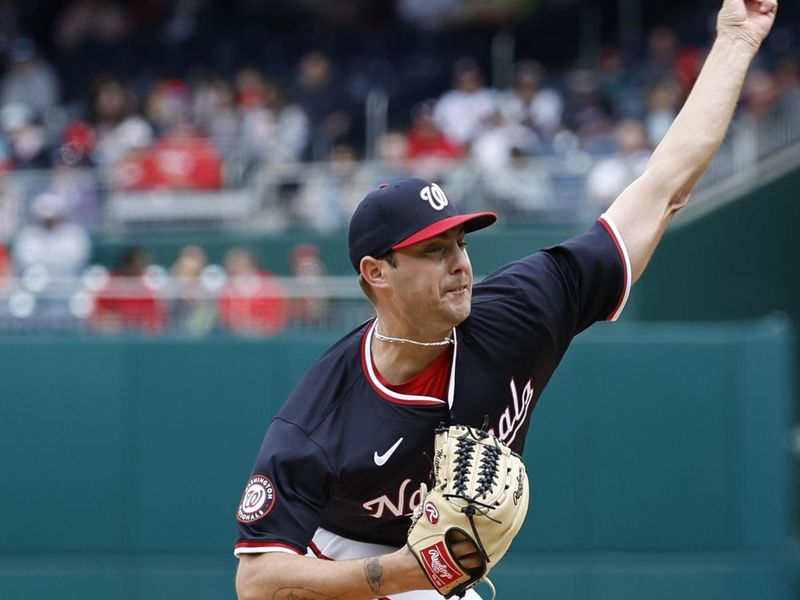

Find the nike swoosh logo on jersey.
[{"left": 373, "top": 437, "right": 404, "bottom": 466}]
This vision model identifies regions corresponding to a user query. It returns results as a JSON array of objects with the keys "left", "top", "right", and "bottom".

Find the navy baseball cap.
[{"left": 348, "top": 178, "right": 497, "bottom": 272}]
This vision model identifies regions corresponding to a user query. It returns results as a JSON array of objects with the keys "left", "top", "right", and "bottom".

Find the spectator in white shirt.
[
  {"left": 13, "top": 192, "right": 90, "bottom": 280},
  {"left": 0, "top": 38, "right": 59, "bottom": 117},
  {"left": 499, "top": 61, "right": 564, "bottom": 141},
  {"left": 433, "top": 58, "right": 497, "bottom": 146}
]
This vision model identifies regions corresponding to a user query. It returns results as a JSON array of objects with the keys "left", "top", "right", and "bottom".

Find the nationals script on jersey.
[{"left": 235, "top": 216, "right": 631, "bottom": 557}]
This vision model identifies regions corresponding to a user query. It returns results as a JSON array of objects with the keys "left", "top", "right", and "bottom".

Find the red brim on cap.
[{"left": 392, "top": 212, "right": 497, "bottom": 250}]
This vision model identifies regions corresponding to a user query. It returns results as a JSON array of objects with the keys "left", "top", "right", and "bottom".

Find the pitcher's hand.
[{"left": 718, "top": 0, "right": 778, "bottom": 50}]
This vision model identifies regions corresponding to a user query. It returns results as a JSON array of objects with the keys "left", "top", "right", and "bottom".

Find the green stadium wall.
[
  {"left": 633, "top": 165, "right": 800, "bottom": 337},
  {"left": 0, "top": 318, "right": 793, "bottom": 600}
]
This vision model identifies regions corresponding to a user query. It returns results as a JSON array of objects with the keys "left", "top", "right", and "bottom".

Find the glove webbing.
[
  {"left": 453, "top": 436, "right": 475, "bottom": 495},
  {"left": 418, "top": 423, "right": 522, "bottom": 600},
  {"left": 446, "top": 431, "right": 506, "bottom": 576},
  {"left": 476, "top": 444, "right": 500, "bottom": 498}
]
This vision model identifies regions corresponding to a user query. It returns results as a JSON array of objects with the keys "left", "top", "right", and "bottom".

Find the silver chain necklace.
[{"left": 372, "top": 320, "right": 454, "bottom": 347}]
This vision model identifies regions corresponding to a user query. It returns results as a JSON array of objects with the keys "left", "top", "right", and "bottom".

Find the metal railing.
[
  {"left": 695, "top": 108, "right": 800, "bottom": 191},
  {"left": 0, "top": 270, "right": 372, "bottom": 336}
]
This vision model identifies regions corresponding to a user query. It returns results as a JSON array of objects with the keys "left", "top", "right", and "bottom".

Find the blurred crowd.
[
  {"left": 0, "top": 0, "right": 799, "bottom": 334},
  {"left": 0, "top": 3, "right": 798, "bottom": 186},
  {"left": 87, "top": 242, "right": 329, "bottom": 337},
  {"left": 0, "top": 224, "right": 342, "bottom": 336}
]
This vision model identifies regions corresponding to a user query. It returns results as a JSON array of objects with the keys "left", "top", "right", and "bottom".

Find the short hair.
[{"left": 358, "top": 251, "right": 397, "bottom": 304}]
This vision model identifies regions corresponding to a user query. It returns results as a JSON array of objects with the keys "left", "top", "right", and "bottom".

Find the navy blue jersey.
[{"left": 235, "top": 216, "right": 631, "bottom": 557}]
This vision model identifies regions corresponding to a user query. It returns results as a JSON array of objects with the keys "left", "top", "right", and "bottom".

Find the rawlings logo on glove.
[
  {"left": 407, "top": 424, "right": 530, "bottom": 599},
  {"left": 421, "top": 542, "right": 461, "bottom": 588}
]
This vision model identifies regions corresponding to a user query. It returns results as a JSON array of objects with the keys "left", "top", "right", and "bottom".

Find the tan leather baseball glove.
[{"left": 407, "top": 424, "right": 530, "bottom": 599}]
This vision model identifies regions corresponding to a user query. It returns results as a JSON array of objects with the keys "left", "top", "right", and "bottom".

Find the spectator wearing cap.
[
  {"left": 0, "top": 37, "right": 59, "bottom": 117},
  {"left": 58, "top": 120, "right": 96, "bottom": 167},
  {"left": 433, "top": 58, "right": 498, "bottom": 146},
  {"left": 0, "top": 102, "right": 52, "bottom": 169},
  {"left": 406, "top": 100, "right": 463, "bottom": 178},
  {"left": 498, "top": 61, "right": 564, "bottom": 144},
  {"left": 146, "top": 78, "right": 191, "bottom": 136},
  {"left": 12, "top": 192, "right": 90, "bottom": 280},
  {"left": 89, "top": 76, "right": 154, "bottom": 167}
]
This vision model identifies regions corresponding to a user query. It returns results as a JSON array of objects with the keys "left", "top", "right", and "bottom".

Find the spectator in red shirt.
[
  {"left": 90, "top": 247, "right": 167, "bottom": 334},
  {"left": 148, "top": 121, "right": 224, "bottom": 190},
  {"left": 112, "top": 120, "right": 224, "bottom": 191},
  {"left": 406, "top": 100, "right": 463, "bottom": 163},
  {"left": 218, "top": 247, "right": 287, "bottom": 336}
]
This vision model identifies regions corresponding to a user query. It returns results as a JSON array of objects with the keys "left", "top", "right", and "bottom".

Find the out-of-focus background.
[{"left": 0, "top": 0, "right": 797, "bottom": 598}]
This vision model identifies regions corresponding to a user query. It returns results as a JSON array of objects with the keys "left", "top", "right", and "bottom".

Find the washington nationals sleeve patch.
[{"left": 237, "top": 474, "right": 277, "bottom": 523}]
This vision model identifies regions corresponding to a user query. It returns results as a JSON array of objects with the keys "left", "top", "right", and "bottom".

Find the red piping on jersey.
[
  {"left": 234, "top": 541, "right": 303, "bottom": 554},
  {"left": 360, "top": 322, "right": 448, "bottom": 406},
  {"left": 597, "top": 215, "right": 629, "bottom": 321},
  {"left": 309, "top": 541, "right": 333, "bottom": 560}
]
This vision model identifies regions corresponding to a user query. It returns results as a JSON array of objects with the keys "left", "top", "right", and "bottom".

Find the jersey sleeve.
[
  {"left": 234, "top": 417, "right": 333, "bottom": 557},
  {"left": 542, "top": 213, "right": 631, "bottom": 330},
  {"left": 471, "top": 214, "right": 630, "bottom": 356}
]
